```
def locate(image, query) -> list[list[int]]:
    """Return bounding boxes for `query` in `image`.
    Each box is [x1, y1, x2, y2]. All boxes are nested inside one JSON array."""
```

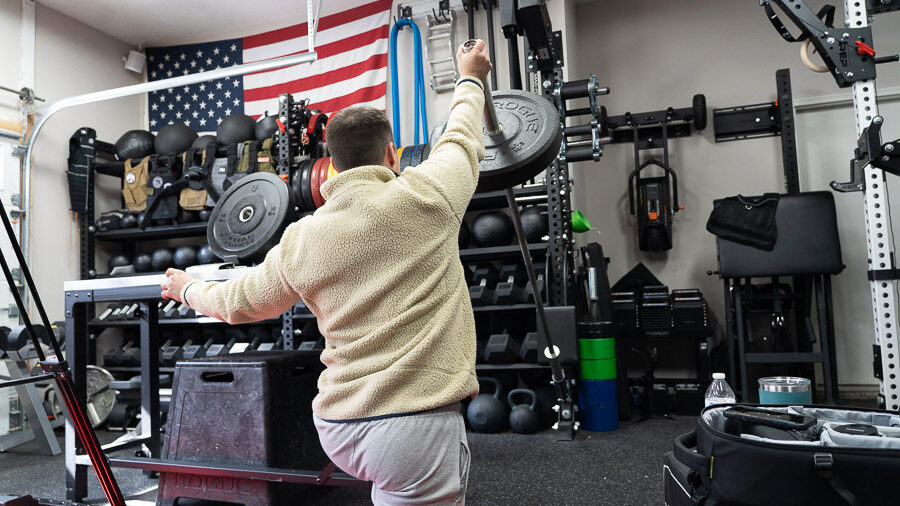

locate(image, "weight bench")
[[715, 191, 843, 403]]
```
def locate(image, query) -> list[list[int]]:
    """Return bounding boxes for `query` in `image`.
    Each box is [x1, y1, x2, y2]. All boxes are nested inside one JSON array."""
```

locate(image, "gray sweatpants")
[[314, 403, 471, 505]]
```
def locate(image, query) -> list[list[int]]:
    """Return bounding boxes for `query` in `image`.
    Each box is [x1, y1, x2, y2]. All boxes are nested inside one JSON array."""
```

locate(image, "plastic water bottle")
[[704, 372, 736, 407]]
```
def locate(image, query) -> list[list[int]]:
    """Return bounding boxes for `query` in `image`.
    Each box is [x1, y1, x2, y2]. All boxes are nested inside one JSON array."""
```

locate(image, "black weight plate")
[[300, 160, 316, 212], [410, 144, 425, 167], [207, 172, 294, 263], [430, 90, 562, 193], [289, 163, 305, 212], [399, 144, 414, 171]]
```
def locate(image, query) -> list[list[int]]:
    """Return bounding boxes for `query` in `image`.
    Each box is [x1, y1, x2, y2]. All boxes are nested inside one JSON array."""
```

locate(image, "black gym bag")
[[664, 404, 900, 506]]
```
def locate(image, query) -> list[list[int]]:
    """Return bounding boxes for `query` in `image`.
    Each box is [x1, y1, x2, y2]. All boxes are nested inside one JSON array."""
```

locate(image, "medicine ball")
[[197, 244, 219, 265], [150, 248, 174, 272], [198, 209, 212, 222], [217, 114, 256, 145], [459, 221, 471, 250], [471, 211, 514, 247], [115, 130, 155, 160], [520, 207, 548, 243], [119, 213, 138, 229], [107, 254, 131, 272], [255, 113, 279, 140], [191, 134, 217, 151], [173, 246, 198, 269], [155, 124, 198, 155], [133, 254, 152, 273]]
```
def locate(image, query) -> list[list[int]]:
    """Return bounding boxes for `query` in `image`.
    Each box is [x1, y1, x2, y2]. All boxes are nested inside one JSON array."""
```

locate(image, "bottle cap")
[[712, 372, 725, 380]]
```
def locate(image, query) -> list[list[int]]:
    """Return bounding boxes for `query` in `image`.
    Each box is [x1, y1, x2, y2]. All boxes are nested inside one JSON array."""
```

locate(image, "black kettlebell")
[[467, 377, 508, 433], [508, 389, 541, 434], [107, 254, 131, 273]]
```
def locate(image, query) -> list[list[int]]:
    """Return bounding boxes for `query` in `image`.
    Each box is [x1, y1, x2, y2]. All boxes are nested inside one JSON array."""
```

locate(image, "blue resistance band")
[[389, 18, 429, 147]]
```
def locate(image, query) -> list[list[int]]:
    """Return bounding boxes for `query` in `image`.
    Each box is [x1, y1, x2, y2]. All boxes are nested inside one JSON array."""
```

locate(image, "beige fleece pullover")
[[182, 78, 486, 420]]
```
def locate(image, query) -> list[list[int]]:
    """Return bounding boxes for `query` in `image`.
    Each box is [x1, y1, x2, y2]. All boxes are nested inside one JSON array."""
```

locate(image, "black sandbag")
[[115, 130, 155, 160], [155, 124, 198, 155], [217, 114, 256, 145]]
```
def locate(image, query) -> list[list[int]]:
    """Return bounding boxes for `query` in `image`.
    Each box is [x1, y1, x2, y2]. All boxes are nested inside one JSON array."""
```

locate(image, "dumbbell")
[[107, 402, 139, 431], [104, 341, 140, 367], [229, 337, 260, 354], [492, 263, 527, 304], [160, 339, 189, 367], [177, 303, 195, 319], [469, 264, 499, 306], [160, 300, 179, 319], [205, 338, 236, 357], [256, 336, 284, 351], [97, 304, 123, 321], [520, 332, 539, 362], [182, 338, 214, 360], [483, 330, 521, 364], [523, 262, 546, 304]]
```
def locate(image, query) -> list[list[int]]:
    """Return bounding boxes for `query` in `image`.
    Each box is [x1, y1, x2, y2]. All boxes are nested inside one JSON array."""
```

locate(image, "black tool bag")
[[706, 194, 779, 250], [664, 405, 900, 506]]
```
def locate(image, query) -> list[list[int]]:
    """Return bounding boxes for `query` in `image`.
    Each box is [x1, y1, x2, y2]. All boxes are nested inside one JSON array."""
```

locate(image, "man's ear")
[[386, 142, 399, 172]]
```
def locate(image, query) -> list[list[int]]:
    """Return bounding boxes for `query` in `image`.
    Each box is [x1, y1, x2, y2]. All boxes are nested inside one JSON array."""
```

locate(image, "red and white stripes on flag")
[[241, 0, 391, 118]]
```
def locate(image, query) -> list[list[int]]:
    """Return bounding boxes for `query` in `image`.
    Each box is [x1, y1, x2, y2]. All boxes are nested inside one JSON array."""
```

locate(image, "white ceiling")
[[37, 0, 362, 47]]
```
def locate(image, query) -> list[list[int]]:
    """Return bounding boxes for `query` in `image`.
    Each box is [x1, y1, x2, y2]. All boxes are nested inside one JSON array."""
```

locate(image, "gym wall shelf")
[[459, 243, 547, 262], [94, 222, 208, 242]]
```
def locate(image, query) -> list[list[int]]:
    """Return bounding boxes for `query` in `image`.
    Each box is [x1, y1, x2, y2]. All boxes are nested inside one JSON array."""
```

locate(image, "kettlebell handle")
[[477, 376, 503, 400], [507, 388, 537, 410]]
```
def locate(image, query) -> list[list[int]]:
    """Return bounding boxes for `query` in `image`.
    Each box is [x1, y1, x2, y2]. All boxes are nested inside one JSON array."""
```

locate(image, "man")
[[161, 40, 492, 504]]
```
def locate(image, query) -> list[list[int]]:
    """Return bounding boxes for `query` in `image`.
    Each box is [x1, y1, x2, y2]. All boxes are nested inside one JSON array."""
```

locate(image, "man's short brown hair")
[[327, 106, 393, 171]]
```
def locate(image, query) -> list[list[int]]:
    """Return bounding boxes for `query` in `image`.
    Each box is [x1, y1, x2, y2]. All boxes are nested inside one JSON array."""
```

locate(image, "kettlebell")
[[467, 377, 508, 433], [508, 389, 541, 434]]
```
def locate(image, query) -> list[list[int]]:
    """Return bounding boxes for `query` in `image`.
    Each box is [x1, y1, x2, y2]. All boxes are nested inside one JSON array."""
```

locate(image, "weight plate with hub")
[[299, 159, 316, 212], [207, 172, 295, 263], [429, 89, 562, 193]]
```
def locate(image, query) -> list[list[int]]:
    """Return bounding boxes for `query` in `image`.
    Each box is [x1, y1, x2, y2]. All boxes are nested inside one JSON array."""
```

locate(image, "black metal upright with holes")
[[776, 69, 800, 195]]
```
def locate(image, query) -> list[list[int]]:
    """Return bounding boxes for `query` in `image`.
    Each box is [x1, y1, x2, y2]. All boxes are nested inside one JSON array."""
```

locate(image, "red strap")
[[275, 118, 286, 133], [856, 40, 876, 57]]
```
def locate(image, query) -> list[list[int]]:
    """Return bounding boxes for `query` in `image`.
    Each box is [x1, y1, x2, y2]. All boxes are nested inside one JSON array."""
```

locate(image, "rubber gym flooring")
[[0, 415, 695, 505]]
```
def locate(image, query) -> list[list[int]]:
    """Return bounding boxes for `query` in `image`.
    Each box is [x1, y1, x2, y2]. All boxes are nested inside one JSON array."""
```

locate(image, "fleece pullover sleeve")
[[181, 224, 303, 324], [402, 78, 485, 219]]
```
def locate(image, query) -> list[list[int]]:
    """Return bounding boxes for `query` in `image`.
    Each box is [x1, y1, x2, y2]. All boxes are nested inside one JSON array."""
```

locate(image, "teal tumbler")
[[758, 376, 813, 405]]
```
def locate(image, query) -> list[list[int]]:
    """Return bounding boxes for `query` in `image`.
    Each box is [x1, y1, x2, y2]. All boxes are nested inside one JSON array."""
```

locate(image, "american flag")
[[146, 0, 391, 133]]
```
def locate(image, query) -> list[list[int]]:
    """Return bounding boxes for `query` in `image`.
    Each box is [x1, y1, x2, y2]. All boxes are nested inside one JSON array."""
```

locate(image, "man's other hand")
[[161, 268, 195, 302], [457, 39, 492, 86]]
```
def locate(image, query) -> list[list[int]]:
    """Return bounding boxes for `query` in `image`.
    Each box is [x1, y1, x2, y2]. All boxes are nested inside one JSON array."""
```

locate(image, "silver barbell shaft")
[[461, 39, 501, 135]]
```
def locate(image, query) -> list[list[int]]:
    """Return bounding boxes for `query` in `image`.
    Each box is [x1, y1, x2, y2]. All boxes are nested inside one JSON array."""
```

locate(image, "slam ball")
[[107, 254, 131, 272], [173, 246, 198, 269], [471, 211, 514, 248], [197, 244, 219, 264], [459, 221, 471, 250], [519, 207, 548, 243], [150, 248, 174, 272], [217, 114, 256, 145], [133, 254, 152, 273]]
